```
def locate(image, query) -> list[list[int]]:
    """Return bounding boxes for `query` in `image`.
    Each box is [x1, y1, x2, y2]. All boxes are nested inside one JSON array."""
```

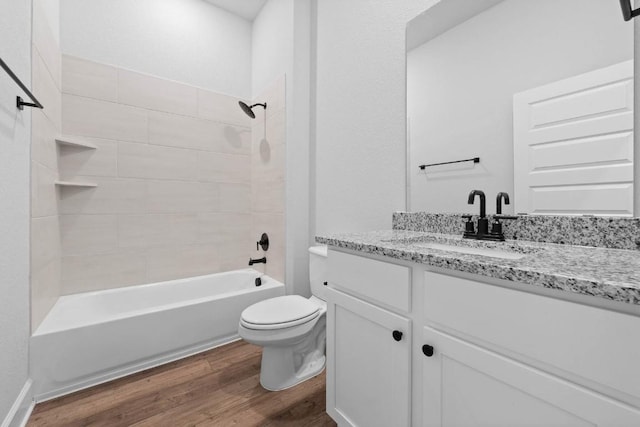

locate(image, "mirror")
[[406, 0, 634, 216]]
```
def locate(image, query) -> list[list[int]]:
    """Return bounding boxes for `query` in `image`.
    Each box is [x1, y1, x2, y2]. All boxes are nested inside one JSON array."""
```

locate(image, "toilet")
[[238, 246, 328, 391]]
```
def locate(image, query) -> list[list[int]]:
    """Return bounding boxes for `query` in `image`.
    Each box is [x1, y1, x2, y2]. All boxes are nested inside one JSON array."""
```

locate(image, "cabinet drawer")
[[328, 250, 411, 313], [424, 271, 640, 404]]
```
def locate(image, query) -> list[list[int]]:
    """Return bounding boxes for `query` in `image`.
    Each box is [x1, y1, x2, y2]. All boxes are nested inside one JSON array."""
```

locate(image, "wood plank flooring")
[[27, 340, 336, 427]]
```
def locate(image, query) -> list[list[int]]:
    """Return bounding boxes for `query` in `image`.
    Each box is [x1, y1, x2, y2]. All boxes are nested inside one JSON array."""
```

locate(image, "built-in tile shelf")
[[55, 136, 97, 149], [54, 180, 98, 188]]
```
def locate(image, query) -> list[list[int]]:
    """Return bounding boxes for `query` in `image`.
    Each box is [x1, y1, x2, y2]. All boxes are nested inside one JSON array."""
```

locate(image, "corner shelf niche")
[[55, 136, 97, 149], [55, 180, 97, 188], [55, 135, 99, 189]]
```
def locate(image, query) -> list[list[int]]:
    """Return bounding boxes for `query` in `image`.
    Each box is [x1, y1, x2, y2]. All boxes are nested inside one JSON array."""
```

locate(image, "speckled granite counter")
[[316, 230, 640, 306]]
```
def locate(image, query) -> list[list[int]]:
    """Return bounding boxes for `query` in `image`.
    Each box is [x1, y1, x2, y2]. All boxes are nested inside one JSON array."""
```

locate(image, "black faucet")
[[467, 190, 488, 236], [490, 192, 517, 241], [496, 192, 510, 214], [248, 257, 267, 266]]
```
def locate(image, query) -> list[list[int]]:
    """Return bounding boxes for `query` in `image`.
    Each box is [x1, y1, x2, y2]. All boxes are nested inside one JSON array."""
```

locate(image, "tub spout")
[[249, 257, 267, 266]]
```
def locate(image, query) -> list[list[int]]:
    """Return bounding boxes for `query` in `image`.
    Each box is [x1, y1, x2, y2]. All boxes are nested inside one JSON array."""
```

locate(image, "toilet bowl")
[[238, 246, 328, 391]]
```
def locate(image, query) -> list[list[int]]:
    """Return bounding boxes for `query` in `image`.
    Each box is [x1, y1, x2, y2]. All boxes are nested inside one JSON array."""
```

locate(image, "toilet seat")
[[240, 295, 321, 330]]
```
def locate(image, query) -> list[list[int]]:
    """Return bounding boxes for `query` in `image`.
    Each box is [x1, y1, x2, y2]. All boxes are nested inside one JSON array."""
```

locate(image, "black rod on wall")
[[419, 157, 480, 170], [0, 57, 44, 110], [619, 0, 640, 21]]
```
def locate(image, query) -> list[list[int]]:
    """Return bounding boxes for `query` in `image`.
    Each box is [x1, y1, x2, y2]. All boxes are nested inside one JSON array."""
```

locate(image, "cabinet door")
[[421, 326, 640, 427], [326, 287, 411, 427]]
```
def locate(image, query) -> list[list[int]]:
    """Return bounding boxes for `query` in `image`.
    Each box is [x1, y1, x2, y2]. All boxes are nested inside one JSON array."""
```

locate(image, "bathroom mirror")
[[406, 0, 635, 216]]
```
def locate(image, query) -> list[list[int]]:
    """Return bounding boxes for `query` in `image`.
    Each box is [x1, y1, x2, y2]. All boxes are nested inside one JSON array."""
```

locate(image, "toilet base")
[[260, 348, 326, 391], [258, 317, 327, 391]]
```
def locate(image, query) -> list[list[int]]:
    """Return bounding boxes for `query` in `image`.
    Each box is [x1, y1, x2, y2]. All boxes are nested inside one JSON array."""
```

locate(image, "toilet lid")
[[241, 295, 320, 327]]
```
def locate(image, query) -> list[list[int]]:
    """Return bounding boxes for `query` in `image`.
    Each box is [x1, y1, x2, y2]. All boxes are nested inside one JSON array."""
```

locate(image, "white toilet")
[[238, 246, 328, 391]]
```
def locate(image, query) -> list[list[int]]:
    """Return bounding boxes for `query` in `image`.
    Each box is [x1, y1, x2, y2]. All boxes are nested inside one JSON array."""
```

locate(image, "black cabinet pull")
[[422, 344, 434, 357], [323, 281, 328, 286], [392, 330, 403, 341]]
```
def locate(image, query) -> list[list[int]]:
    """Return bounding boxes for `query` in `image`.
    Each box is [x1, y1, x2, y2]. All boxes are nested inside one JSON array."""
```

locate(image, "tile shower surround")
[[31, 1, 63, 331], [392, 212, 640, 250], [56, 55, 286, 296]]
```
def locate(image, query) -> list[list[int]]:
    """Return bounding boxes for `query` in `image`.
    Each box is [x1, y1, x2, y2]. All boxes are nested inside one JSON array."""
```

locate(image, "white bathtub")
[[31, 269, 285, 401]]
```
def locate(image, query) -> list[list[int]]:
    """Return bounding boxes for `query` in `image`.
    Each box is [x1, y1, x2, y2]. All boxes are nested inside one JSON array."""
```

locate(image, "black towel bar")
[[419, 157, 480, 170], [0, 56, 44, 110]]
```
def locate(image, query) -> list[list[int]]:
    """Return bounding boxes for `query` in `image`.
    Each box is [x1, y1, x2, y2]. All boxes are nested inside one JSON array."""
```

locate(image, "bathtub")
[[31, 269, 285, 401]]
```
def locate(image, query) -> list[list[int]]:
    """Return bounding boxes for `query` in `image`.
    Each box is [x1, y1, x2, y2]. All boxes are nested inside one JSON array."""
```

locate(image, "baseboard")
[[1, 379, 34, 427], [35, 335, 240, 403]]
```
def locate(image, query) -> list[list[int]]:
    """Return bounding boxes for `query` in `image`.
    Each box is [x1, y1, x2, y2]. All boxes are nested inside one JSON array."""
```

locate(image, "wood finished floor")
[[27, 340, 336, 427]]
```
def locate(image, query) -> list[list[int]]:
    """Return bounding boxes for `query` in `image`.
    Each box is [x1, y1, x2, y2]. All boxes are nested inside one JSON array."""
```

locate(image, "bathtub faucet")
[[249, 257, 267, 266]]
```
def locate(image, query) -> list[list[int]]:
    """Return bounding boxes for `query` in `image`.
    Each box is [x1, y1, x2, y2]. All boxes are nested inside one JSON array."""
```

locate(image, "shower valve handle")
[[256, 233, 269, 251]]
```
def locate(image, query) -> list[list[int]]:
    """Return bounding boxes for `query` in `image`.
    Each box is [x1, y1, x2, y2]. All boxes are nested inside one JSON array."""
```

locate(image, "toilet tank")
[[308, 246, 328, 301]]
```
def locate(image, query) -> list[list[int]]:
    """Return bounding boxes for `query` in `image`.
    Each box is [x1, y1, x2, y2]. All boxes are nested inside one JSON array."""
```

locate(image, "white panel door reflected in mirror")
[[406, 0, 633, 215], [513, 61, 633, 216]]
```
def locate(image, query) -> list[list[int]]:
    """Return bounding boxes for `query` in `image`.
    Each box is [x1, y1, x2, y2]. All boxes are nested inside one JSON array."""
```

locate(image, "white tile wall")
[[198, 152, 251, 184], [62, 55, 118, 102], [31, 216, 61, 272], [58, 177, 147, 215], [118, 214, 199, 249], [58, 56, 278, 291], [60, 215, 119, 256], [220, 183, 252, 213], [118, 69, 198, 117], [145, 244, 220, 283], [118, 142, 200, 181], [31, 109, 58, 171], [31, 258, 62, 330], [198, 213, 252, 246], [31, 2, 62, 331], [58, 137, 117, 179], [252, 213, 286, 282], [148, 111, 216, 151], [146, 181, 220, 214], [33, 48, 62, 130], [31, 162, 59, 218], [251, 78, 286, 282], [62, 252, 147, 294], [209, 121, 252, 155], [198, 89, 251, 126], [32, 0, 61, 87], [62, 94, 148, 143]]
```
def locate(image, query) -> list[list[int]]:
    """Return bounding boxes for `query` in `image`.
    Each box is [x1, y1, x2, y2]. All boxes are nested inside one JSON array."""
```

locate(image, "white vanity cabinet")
[[325, 250, 412, 427], [324, 247, 640, 427], [420, 271, 640, 427]]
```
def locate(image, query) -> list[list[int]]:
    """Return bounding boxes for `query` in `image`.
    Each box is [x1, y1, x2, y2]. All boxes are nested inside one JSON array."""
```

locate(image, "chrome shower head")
[[238, 101, 267, 119]]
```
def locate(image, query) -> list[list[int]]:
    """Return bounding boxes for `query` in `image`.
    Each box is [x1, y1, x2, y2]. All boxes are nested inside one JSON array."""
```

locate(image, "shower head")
[[238, 101, 267, 119]]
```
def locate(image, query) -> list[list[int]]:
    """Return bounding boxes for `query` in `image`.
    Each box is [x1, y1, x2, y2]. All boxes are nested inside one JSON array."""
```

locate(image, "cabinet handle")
[[392, 330, 403, 341], [323, 281, 328, 286], [422, 344, 434, 357]]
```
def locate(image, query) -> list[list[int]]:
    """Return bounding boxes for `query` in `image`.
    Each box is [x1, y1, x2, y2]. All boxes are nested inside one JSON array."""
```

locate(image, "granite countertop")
[[316, 230, 640, 306]]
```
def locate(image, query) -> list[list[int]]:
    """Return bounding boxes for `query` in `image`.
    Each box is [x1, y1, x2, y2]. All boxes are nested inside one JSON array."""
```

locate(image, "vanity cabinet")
[[324, 248, 640, 426], [325, 250, 412, 427], [421, 271, 640, 426]]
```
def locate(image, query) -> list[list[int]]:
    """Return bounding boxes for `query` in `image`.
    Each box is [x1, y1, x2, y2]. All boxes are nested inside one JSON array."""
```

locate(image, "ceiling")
[[406, 0, 503, 51], [204, 0, 267, 21]]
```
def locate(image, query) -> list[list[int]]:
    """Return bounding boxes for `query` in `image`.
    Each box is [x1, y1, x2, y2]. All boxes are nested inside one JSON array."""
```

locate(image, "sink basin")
[[413, 242, 527, 260]]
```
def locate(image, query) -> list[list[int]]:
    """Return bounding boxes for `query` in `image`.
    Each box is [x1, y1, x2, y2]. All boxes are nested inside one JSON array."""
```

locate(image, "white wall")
[[407, 0, 633, 214], [0, 0, 33, 423], [60, 0, 252, 98], [253, 0, 313, 296], [252, 0, 293, 97], [39, 0, 60, 45], [314, 0, 437, 235]]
